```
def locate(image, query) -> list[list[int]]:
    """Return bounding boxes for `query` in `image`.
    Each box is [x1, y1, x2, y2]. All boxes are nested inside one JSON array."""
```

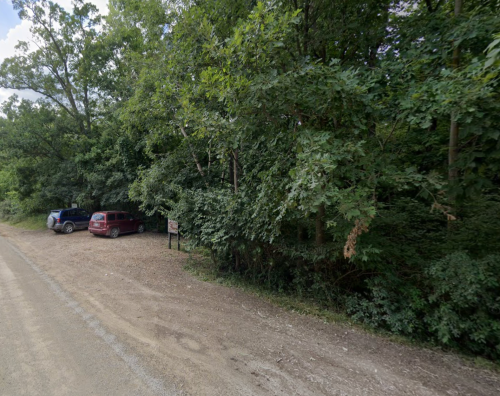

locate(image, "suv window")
[[91, 213, 104, 221], [50, 210, 61, 218], [117, 213, 125, 220], [76, 209, 88, 217], [126, 214, 134, 220], [107, 214, 116, 221]]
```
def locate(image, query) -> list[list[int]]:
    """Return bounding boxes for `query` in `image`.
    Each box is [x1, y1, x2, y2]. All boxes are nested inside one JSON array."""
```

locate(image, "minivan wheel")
[[137, 224, 145, 234], [110, 227, 119, 238]]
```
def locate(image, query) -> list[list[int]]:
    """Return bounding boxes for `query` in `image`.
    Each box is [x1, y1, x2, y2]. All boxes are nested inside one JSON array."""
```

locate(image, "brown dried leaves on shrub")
[[344, 218, 370, 259]]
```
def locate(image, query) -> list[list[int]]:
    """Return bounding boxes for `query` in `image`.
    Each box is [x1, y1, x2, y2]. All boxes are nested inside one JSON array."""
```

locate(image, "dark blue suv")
[[46, 208, 91, 234]]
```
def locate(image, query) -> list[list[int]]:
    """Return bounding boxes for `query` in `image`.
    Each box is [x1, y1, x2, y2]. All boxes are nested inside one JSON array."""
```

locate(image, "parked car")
[[46, 208, 91, 234], [88, 211, 145, 238]]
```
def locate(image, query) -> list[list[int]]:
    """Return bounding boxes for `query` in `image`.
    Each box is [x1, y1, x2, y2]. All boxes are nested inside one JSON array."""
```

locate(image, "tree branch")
[[180, 125, 205, 177]]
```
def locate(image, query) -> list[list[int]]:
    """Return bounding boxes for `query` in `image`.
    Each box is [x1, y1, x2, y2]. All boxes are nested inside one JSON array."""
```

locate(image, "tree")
[[0, 0, 102, 136], [0, 96, 83, 211]]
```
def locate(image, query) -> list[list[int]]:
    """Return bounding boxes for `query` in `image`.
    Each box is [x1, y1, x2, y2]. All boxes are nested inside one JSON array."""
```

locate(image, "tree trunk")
[[180, 125, 205, 177], [448, 0, 462, 187], [229, 154, 234, 186], [315, 204, 325, 246], [234, 251, 240, 271], [303, 1, 310, 55], [298, 224, 306, 242], [447, 0, 462, 231], [233, 149, 240, 270], [233, 150, 239, 194], [449, 119, 459, 182]]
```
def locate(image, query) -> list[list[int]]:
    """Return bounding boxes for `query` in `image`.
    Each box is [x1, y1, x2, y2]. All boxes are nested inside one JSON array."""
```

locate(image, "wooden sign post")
[[168, 219, 180, 250]]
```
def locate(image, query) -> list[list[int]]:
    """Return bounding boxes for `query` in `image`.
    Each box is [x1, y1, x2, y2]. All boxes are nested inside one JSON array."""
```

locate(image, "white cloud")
[[0, 19, 36, 103], [0, 1, 109, 105], [0, 19, 31, 61], [0, 87, 43, 104]]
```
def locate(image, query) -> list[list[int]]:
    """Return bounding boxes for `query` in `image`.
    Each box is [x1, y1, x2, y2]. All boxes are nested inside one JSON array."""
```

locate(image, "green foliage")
[[347, 252, 500, 360], [346, 277, 426, 336], [1, 0, 500, 361], [2, 0, 102, 135], [426, 252, 500, 357], [485, 33, 500, 70]]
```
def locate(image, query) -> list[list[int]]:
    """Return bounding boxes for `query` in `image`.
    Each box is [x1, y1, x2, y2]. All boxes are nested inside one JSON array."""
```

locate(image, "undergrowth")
[[1, 214, 47, 230], [183, 248, 500, 372], [183, 250, 348, 323]]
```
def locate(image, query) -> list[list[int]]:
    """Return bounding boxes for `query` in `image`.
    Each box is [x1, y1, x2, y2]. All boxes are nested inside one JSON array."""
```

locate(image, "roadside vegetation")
[[1, 0, 499, 361], [2, 214, 47, 230]]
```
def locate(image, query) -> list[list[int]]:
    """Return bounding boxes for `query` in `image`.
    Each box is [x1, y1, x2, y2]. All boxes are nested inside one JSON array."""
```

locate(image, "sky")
[[0, 0, 109, 105]]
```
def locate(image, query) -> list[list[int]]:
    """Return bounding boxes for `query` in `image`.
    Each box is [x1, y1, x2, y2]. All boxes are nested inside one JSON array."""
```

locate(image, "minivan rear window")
[[107, 214, 116, 221], [91, 213, 104, 221]]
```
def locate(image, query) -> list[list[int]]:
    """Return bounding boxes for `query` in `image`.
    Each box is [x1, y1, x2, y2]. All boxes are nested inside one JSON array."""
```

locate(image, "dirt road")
[[0, 223, 499, 396], [0, 234, 171, 396]]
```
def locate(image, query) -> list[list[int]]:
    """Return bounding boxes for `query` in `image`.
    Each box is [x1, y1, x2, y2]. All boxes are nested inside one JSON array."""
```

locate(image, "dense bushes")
[[346, 196, 500, 359], [175, 190, 500, 359], [347, 253, 500, 360], [426, 253, 500, 358]]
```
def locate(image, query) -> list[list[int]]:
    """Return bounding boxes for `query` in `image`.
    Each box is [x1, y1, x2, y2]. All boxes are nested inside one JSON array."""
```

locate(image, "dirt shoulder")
[[1, 222, 499, 396]]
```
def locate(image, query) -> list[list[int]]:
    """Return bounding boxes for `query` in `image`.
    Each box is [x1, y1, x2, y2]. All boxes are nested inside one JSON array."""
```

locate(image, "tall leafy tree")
[[0, 0, 102, 136]]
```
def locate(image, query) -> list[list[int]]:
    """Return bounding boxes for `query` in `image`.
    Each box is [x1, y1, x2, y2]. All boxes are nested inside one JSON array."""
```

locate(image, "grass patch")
[[473, 357, 500, 373], [3, 214, 47, 230]]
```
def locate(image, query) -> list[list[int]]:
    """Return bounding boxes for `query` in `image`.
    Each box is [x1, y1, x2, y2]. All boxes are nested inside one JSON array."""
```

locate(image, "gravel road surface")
[[0, 223, 499, 396], [0, 234, 174, 395]]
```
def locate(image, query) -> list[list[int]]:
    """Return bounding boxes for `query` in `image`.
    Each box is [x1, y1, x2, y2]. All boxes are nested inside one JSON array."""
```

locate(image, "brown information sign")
[[168, 220, 178, 234]]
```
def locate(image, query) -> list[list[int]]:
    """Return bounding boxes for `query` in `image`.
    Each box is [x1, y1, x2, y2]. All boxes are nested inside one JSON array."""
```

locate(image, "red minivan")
[[88, 211, 145, 238]]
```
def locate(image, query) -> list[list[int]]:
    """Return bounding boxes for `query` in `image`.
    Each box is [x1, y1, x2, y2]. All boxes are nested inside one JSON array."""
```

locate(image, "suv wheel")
[[137, 224, 145, 234], [63, 223, 74, 234], [110, 227, 119, 238]]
